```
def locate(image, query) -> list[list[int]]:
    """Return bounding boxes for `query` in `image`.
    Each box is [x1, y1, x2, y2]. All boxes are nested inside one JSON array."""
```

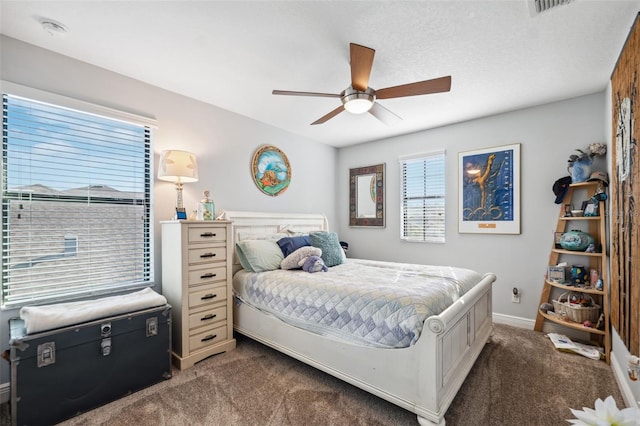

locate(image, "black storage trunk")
[[9, 304, 172, 426]]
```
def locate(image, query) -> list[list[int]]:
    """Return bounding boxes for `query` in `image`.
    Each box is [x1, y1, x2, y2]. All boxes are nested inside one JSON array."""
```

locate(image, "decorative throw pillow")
[[277, 235, 311, 257], [280, 246, 322, 270], [309, 231, 344, 267], [235, 240, 284, 272]]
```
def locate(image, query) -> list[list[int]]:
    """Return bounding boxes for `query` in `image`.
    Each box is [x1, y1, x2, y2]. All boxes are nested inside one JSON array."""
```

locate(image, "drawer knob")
[[200, 232, 216, 238], [201, 293, 217, 300], [200, 252, 217, 258], [200, 273, 217, 279], [201, 314, 217, 321], [201, 334, 217, 342]]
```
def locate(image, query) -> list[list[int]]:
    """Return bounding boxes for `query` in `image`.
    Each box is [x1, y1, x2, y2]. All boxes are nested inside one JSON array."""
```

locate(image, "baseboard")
[[0, 382, 9, 404], [492, 313, 534, 329], [492, 313, 591, 341], [610, 350, 640, 409]]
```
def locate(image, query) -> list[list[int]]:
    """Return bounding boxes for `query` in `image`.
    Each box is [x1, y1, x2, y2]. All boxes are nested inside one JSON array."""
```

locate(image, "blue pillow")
[[309, 231, 344, 267], [277, 235, 311, 257]]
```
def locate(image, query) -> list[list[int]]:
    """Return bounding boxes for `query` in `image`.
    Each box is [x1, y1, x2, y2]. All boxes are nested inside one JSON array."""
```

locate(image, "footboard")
[[415, 272, 495, 425]]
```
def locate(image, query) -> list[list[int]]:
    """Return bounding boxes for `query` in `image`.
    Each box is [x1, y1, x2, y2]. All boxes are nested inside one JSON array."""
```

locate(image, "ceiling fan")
[[272, 43, 451, 126]]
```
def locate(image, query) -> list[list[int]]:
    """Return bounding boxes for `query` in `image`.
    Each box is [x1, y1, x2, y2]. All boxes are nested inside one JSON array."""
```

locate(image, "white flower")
[[567, 396, 640, 425]]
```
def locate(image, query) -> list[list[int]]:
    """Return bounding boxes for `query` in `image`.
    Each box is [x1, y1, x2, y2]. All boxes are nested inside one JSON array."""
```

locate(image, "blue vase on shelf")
[[570, 265, 589, 286], [568, 158, 592, 183]]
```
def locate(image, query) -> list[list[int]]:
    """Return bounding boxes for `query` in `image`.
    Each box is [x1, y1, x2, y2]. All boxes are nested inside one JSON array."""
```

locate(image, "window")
[[2, 89, 154, 308], [400, 151, 445, 243]]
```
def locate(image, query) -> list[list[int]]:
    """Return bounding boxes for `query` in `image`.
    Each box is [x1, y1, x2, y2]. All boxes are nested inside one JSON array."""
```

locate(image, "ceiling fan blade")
[[350, 43, 375, 92], [369, 102, 402, 126], [375, 76, 452, 99], [311, 105, 345, 125], [272, 90, 341, 98]]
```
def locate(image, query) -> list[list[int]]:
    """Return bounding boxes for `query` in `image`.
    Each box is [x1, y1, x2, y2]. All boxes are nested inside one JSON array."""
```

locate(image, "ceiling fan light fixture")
[[342, 87, 375, 114], [272, 43, 452, 125]]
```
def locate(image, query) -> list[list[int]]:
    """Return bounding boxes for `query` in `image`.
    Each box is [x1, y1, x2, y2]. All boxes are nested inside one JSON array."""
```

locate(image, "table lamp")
[[158, 150, 199, 219]]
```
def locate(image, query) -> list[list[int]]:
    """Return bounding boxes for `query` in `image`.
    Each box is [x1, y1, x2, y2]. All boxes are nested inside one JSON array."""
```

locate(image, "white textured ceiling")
[[1, 1, 639, 147]]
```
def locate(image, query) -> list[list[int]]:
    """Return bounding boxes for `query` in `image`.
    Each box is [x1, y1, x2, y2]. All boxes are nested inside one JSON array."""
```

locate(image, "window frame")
[[1, 81, 157, 309], [399, 150, 446, 243]]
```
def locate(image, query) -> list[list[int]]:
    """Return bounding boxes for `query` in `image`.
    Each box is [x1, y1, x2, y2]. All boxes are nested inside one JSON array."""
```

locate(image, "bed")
[[220, 211, 496, 426]]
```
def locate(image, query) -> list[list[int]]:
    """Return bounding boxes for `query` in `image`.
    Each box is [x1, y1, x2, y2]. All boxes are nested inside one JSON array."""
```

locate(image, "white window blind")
[[400, 151, 445, 243], [2, 93, 153, 308]]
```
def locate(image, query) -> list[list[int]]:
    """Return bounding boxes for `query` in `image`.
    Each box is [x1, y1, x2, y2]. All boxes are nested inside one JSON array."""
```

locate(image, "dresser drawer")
[[188, 283, 227, 309], [188, 265, 227, 287], [188, 246, 226, 265], [188, 306, 227, 330], [189, 324, 228, 352], [188, 227, 226, 244]]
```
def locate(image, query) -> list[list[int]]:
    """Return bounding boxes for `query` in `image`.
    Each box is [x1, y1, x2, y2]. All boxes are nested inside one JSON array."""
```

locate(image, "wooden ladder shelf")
[[534, 181, 610, 363]]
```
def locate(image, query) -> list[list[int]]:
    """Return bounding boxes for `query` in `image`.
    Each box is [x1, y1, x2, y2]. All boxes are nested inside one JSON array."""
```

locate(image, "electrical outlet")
[[511, 293, 520, 303]]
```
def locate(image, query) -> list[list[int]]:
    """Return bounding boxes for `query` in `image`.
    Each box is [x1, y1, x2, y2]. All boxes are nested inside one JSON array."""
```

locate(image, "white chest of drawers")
[[161, 220, 235, 369]]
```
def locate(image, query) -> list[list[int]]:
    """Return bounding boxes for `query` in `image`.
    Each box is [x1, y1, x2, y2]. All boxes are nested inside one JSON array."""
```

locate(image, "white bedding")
[[233, 258, 483, 348]]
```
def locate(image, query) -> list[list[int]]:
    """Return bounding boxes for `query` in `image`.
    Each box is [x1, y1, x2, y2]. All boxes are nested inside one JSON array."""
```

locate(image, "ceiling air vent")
[[528, 0, 573, 15]]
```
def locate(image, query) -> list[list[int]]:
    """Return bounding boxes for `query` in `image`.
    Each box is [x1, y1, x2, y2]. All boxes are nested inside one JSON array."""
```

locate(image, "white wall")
[[337, 92, 606, 320], [0, 35, 337, 386]]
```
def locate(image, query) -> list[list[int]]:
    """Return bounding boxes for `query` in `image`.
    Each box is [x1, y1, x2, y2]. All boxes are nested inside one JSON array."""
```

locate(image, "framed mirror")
[[349, 163, 385, 227]]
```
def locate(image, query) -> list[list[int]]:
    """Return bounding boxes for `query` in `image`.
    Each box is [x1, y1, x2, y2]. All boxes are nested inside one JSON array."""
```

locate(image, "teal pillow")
[[236, 240, 284, 272], [309, 231, 344, 267]]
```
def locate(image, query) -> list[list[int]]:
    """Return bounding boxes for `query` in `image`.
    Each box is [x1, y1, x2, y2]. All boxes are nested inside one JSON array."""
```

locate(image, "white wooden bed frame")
[[221, 211, 496, 426]]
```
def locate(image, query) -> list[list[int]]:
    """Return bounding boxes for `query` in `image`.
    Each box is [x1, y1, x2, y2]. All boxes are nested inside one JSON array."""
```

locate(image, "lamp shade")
[[158, 150, 199, 183]]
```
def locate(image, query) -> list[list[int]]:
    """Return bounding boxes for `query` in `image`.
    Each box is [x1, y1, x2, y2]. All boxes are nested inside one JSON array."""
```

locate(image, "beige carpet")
[[0, 324, 625, 425]]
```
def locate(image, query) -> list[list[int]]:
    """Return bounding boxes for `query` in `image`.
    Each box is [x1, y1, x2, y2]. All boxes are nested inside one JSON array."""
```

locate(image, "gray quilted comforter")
[[233, 259, 483, 348]]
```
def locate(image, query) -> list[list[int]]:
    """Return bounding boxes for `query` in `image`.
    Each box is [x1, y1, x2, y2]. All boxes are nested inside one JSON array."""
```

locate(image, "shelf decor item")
[[570, 265, 589, 286], [553, 292, 600, 323], [583, 198, 599, 217], [197, 190, 215, 221], [560, 229, 595, 251], [548, 265, 566, 283], [568, 158, 591, 183], [567, 143, 606, 183]]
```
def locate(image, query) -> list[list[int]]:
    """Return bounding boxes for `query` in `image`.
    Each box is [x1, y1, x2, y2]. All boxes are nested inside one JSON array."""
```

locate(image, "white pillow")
[[236, 240, 284, 272], [237, 232, 291, 242], [280, 246, 322, 270]]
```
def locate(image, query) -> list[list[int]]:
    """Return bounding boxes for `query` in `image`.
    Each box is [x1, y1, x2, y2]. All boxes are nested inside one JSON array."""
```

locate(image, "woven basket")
[[552, 292, 600, 323]]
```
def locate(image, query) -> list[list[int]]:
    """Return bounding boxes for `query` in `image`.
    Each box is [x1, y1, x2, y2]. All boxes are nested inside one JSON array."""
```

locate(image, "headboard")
[[219, 211, 329, 273]]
